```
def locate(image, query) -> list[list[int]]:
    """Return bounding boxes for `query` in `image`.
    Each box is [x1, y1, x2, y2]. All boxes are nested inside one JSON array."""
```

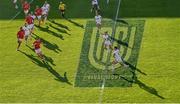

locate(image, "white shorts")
[[13, 0, 17, 3], [96, 21, 101, 25], [25, 31, 30, 36], [27, 24, 34, 30], [115, 57, 123, 63], [104, 40, 111, 46], [24, 10, 29, 14], [37, 16, 42, 20], [35, 48, 41, 54], [42, 11, 47, 15]]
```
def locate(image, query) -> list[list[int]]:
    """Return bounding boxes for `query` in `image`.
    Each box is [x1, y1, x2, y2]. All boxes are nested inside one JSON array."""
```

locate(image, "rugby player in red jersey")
[[23, 1, 30, 16], [33, 39, 45, 60], [17, 27, 25, 51], [25, 13, 35, 38], [35, 6, 43, 26]]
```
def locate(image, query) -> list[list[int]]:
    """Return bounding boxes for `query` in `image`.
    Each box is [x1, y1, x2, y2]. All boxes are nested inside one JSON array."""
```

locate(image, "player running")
[[112, 46, 129, 73], [23, 1, 30, 16], [35, 6, 43, 26], [91, 0, 100, 13], [41, 1, 50, 23], [102, 31, 113, 51], [95, 12, 102, 30], [17, 27, 25, 51], [26, 13, 36, 36], [33, 39, 45, 61], [13, 0, 18, 9], [22, 23, 30, 44], [59, 1, 66, 18]]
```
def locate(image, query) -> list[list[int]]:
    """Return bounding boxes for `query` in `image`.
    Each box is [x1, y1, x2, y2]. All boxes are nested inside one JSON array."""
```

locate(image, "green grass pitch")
[[75, 19, 145, 87], [0, 0, 180, 103]]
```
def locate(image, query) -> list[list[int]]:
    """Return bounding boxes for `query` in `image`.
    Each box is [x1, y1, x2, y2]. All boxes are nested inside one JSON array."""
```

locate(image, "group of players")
[[15, 0, 128, 72], [92, 0, 129, 72], [16, 0, 50, 61]]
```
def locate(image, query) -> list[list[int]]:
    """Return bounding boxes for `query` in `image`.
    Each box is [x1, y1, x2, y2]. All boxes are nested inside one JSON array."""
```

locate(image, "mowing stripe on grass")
[[124, 27, 136, 60], [99, 0, 122, 103], [89, 28, 104, 69]]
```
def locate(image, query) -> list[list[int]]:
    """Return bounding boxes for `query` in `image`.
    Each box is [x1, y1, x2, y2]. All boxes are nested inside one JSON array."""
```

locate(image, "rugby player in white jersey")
[[13, 0, 18, 9], [112, 46, 129, 73], [22, 23, 30, 44], [41, 1, 50, 23], [95, 12, 102, 30], [91, 0, 99, 12], [25, 12, 36, 39], [102, 31, 113, 51]]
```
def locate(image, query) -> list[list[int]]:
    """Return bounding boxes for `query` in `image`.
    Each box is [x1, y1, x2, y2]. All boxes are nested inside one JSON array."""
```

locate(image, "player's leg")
[[35, 49, 44, 60], [13, 0, 18, 9], [107, 43, 112, 52], [27, 24, 33, 40], [94, 4, 98, 14], [97, 24, 100, 30], [37, 16, 42, 26], [107, 0, 109, 4], [109, 44, 113, 50], [17, 39, 22, 50], [96, 23, 100, 30], [25, 35, 28, 44], [43, 14, 47, 23], [61, 10, 65, 17], [91, 5, 94, 12], [112, 60, 118, 73], [41, 15, 45, 24]]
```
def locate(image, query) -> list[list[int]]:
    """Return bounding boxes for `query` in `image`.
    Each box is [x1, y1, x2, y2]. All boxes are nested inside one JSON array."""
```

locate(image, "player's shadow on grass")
[[35, 25, 64, 40], [120, 75, 165, 99], [25, 45, 56, 66], [49, 24, 71, 35], [116, 19, 129, 25], [19, 50, 72, 85], [110, 36, 130, 48], [65, 18, 84, 29], [117, 62, 164, 99], [48, 19, 70, 31], [32, 34, 62, 53], [125, 62, 147, 75]]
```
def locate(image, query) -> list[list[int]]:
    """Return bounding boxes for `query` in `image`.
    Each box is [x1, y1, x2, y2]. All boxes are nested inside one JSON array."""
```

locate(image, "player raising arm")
[[35, 6, 43, 26], [33, 39, 45, 61], [17, 27, 25, 51], [23, 1, 30, 16], [59, 1, 66, 18]]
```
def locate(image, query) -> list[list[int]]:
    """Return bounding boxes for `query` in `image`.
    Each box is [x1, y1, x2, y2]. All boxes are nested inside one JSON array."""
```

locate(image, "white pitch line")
[[8, 0, 34, 23], [98, 0, 122, 103], [8, 11, 22, 23]]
